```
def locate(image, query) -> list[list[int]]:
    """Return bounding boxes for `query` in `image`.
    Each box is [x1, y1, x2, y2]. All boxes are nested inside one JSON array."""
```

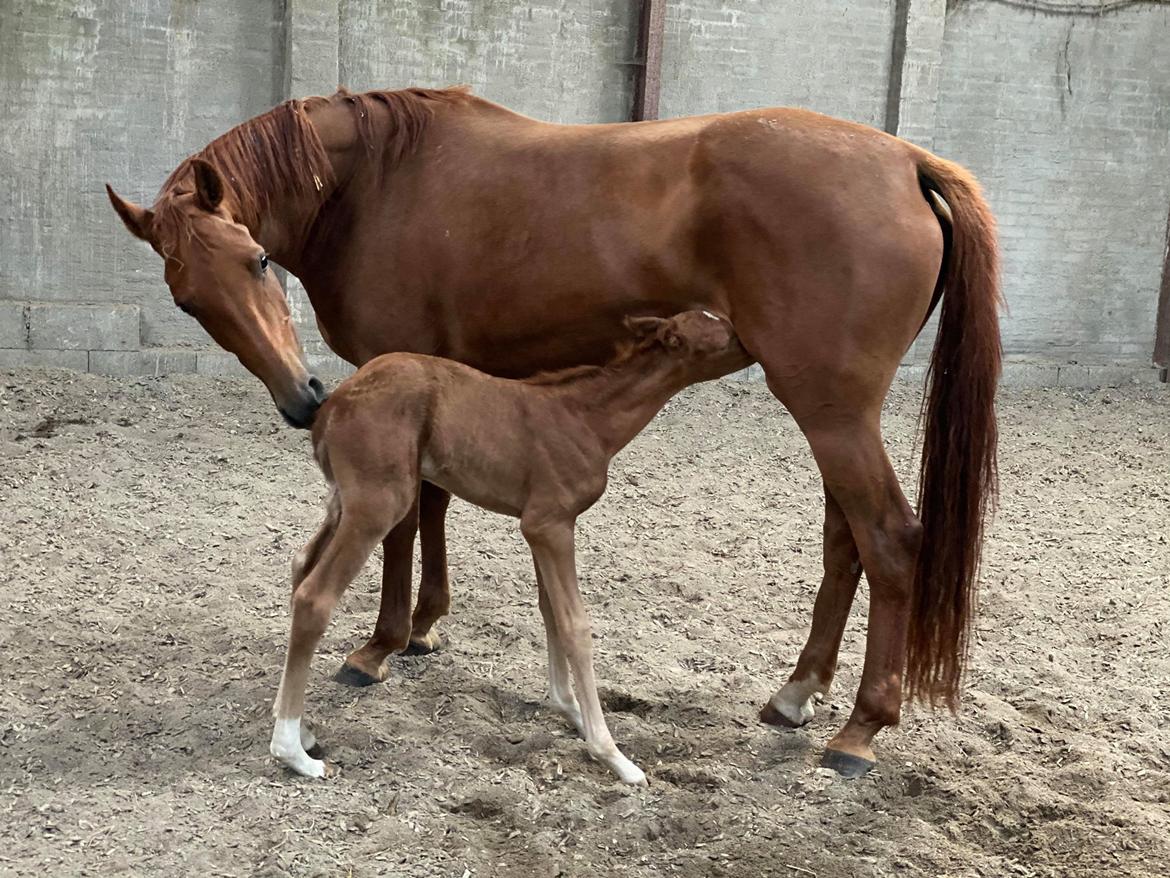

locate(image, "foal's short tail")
[[907, 154, 1003, 710]]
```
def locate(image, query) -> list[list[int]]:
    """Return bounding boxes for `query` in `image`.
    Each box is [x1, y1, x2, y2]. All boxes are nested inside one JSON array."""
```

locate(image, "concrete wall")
[[932, 1, 1170, 366], [659, 0, 896, 129], [1, 0, 1168, 385]]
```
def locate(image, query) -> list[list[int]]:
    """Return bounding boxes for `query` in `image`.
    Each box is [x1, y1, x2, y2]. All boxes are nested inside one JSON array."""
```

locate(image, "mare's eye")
[[258, 253, 269, 273]]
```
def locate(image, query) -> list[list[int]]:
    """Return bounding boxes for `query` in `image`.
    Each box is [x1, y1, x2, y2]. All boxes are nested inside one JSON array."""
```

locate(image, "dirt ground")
[[0, 368, 1166, 878]]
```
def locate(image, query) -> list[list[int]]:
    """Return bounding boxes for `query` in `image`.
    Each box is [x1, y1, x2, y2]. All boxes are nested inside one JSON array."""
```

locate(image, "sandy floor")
[[0, 369, 1167, 878]]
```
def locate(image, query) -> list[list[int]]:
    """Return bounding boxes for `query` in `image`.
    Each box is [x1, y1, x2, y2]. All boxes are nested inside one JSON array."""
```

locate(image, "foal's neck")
[[562, 347, 692, 457]]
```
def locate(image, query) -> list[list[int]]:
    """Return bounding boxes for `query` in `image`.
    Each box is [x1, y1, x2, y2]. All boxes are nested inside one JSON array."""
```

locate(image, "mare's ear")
[[191, 158, 225, 212], [106, 185, 154, 241], [624, 315, 668, 339]]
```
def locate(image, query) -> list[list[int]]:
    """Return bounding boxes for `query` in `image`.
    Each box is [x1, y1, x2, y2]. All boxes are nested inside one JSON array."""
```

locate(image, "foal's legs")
[[407, 482, 453, 653], [291, 489, 340, 596], [533, 558, 585, 735], [272, 486, 411, 777], [797, 419, 923, 777], [289, 490, 341, 753], [521, 517, 645, 785], [760, 486, 861, 728], [338, 495, 419, 686]]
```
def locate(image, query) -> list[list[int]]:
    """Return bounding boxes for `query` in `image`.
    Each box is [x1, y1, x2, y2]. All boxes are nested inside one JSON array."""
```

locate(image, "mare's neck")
[[563, 347, 692, 457], [249, 99, 366, 279]]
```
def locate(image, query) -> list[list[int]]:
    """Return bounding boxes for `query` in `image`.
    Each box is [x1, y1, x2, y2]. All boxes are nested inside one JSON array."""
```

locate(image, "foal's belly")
[[419, 453, 525, 519]]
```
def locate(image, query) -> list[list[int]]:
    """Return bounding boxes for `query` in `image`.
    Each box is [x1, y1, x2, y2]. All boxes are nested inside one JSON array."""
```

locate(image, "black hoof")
[[400, 633, 447, 656], [333, 662, 383, 687], [820, 748, 876, 779], [759, 701, 807, 730], [305, 742, 326, 760]]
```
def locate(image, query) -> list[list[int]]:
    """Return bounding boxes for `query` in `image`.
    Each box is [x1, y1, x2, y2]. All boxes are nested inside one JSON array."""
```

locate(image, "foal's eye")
[[258, 253, 269, 274]]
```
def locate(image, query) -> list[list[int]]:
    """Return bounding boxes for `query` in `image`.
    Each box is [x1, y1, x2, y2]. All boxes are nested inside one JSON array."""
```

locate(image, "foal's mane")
[[151, 86, 470, 247]]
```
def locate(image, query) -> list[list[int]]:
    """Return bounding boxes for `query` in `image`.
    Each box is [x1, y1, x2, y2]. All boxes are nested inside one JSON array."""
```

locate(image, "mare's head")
[[106, 159, 326, 429], [623, 310, 752, 380]]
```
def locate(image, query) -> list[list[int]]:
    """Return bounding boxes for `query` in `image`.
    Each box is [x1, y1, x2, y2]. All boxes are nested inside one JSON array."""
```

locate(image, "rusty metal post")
[[631, 0, 666, 121]]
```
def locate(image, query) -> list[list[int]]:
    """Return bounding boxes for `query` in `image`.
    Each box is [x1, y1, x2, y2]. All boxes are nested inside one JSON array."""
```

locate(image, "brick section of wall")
[[89, 349, 199, 377], [932, 3, 1170, 364], [0, 349, 89, 370], [27, 304, 139, 352], [0, 302, 28, 348]]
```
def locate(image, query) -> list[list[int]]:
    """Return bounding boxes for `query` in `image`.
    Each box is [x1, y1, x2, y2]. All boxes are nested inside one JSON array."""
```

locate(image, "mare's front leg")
[[760, 486, 861, 728], [521, 516, 646, 785], [405, 481, 452, 654], [335, 494, 420, 687]]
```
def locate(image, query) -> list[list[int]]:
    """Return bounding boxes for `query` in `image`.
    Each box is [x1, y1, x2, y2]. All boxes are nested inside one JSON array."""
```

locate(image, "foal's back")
[[312, 352, 603, 518]]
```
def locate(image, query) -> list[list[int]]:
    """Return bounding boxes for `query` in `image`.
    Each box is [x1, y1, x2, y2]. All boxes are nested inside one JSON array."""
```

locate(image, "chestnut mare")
[[107, 86, 1001, 776], [274, 310, 752, 783]]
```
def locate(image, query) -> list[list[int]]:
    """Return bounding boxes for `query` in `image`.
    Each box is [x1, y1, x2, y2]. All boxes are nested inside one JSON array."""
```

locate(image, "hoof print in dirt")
[[333, 663, 384, 688], [601, 690, 654, 717], [819, 748, 876, 779], [305, 742, 326, 760]]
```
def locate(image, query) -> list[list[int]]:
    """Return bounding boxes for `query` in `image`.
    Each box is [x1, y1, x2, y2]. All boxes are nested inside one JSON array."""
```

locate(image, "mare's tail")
[[906, 153, 1003, 709]]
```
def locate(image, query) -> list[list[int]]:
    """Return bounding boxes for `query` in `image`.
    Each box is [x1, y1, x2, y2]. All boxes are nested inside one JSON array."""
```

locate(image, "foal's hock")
[[270, 309, 753, 783]]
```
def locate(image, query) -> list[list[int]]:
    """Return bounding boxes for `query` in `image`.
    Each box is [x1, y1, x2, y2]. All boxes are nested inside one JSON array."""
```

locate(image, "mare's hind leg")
[[271, 484, 413, 777], [796, 418, 923, 777], [338, 495, 420, 686], [760, 486, 861, 728]]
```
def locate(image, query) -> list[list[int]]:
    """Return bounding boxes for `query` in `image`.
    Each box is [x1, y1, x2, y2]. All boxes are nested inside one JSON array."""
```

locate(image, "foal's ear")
[[106, 185, 154, 242], [624, 315, 668, 339], [191, 158, 225, 212]]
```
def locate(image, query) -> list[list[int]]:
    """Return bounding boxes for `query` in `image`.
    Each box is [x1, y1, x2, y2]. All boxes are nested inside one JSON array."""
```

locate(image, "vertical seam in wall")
[[884, 0, 912, 135], [336, 0, 345, 89], [1154, 202, 1170, 367], [278, 0, 291, 104]]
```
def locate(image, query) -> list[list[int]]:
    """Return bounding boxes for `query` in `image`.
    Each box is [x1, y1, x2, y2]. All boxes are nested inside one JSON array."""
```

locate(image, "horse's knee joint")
[[292, 591, 331, 634]]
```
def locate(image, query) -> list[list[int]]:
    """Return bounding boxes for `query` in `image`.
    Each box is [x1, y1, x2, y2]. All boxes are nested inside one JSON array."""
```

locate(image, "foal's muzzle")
[[279, 375, 327, 429]]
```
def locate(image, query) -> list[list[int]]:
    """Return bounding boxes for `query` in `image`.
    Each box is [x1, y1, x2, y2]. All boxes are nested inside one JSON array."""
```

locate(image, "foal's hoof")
[[759, 700, 810, 729], [402, 629, 446, 656], [820, 748, 876, 779], [334, 662, 384, 688]]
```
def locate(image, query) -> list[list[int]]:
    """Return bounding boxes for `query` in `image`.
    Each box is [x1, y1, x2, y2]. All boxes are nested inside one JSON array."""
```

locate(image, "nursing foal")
[[271, 310, 752, 783]]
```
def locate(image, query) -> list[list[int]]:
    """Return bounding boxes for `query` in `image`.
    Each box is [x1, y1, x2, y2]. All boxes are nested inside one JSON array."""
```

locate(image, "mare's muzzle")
[[280, 375, 328, 429]]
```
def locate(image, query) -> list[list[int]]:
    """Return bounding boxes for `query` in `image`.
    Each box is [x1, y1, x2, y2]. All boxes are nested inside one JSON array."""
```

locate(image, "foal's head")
[[106, 161, 326, 428], [624, 310, 751, 379]]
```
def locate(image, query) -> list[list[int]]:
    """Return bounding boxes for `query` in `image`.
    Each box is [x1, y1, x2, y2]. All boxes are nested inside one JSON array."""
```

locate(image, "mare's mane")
[[150, 86, 470, 249]]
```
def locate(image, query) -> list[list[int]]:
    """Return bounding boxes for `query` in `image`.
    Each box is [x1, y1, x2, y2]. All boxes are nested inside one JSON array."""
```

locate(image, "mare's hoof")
[[334, 662, 383, 688], [759, 701, 808, 729], [401, 631, 447, 656], [820, 748, 876, 779]]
